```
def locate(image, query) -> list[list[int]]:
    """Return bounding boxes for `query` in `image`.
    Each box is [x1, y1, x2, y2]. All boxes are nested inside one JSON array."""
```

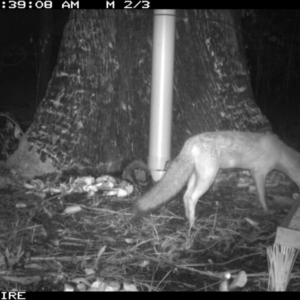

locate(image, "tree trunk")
[[36, 10, 54, 106], [6, 10, 271, 179]]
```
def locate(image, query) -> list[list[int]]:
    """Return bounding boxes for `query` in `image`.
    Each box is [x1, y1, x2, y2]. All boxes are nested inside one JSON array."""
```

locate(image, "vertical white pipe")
[[148, 9, 176, 181]]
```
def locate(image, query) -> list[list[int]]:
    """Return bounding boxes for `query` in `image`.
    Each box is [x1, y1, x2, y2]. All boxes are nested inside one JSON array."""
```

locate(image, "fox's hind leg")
[[250, 169, 269, 212], [183, 160, 219, 228], [183, 172, 196, 222]]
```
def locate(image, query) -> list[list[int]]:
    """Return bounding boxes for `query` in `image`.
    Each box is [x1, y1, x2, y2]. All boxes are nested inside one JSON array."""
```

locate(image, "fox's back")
[[187, 131, 282, 170]]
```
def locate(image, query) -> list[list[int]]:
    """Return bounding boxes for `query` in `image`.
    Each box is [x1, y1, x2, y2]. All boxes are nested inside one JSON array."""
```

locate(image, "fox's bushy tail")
[[132, 153, 194, 218]]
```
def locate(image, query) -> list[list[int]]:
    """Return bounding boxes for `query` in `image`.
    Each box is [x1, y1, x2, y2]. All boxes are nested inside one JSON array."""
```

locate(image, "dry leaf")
[[105, 281, 120, 291], [229, 271, 247, 290], [123, 282, 138, 291], [63, 205, 82, 214], [244, 217, 259, 226]]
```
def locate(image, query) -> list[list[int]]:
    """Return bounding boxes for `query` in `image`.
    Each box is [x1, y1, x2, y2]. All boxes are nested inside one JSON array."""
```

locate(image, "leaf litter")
[[0, 168, 299, 291]]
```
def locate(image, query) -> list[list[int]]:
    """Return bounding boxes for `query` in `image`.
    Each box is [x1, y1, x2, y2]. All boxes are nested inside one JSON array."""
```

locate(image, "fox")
[[132, 131, 300, 228]]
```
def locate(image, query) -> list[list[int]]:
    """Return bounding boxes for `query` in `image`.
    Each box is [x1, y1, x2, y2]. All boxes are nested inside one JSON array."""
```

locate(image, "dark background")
[[0, 10, 69, 130]]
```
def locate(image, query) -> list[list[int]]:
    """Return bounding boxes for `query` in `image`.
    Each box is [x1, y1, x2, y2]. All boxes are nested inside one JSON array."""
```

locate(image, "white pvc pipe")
[[148, 10, 176, 181]]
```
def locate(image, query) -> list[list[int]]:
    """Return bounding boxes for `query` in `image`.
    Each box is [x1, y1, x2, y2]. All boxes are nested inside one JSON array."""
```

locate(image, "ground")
[[0, 169, 299, 291]]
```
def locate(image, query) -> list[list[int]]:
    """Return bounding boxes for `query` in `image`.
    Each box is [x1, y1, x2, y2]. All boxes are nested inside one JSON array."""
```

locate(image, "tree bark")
[[36, 10, 54, 105], [6, 10, 271, 179]]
